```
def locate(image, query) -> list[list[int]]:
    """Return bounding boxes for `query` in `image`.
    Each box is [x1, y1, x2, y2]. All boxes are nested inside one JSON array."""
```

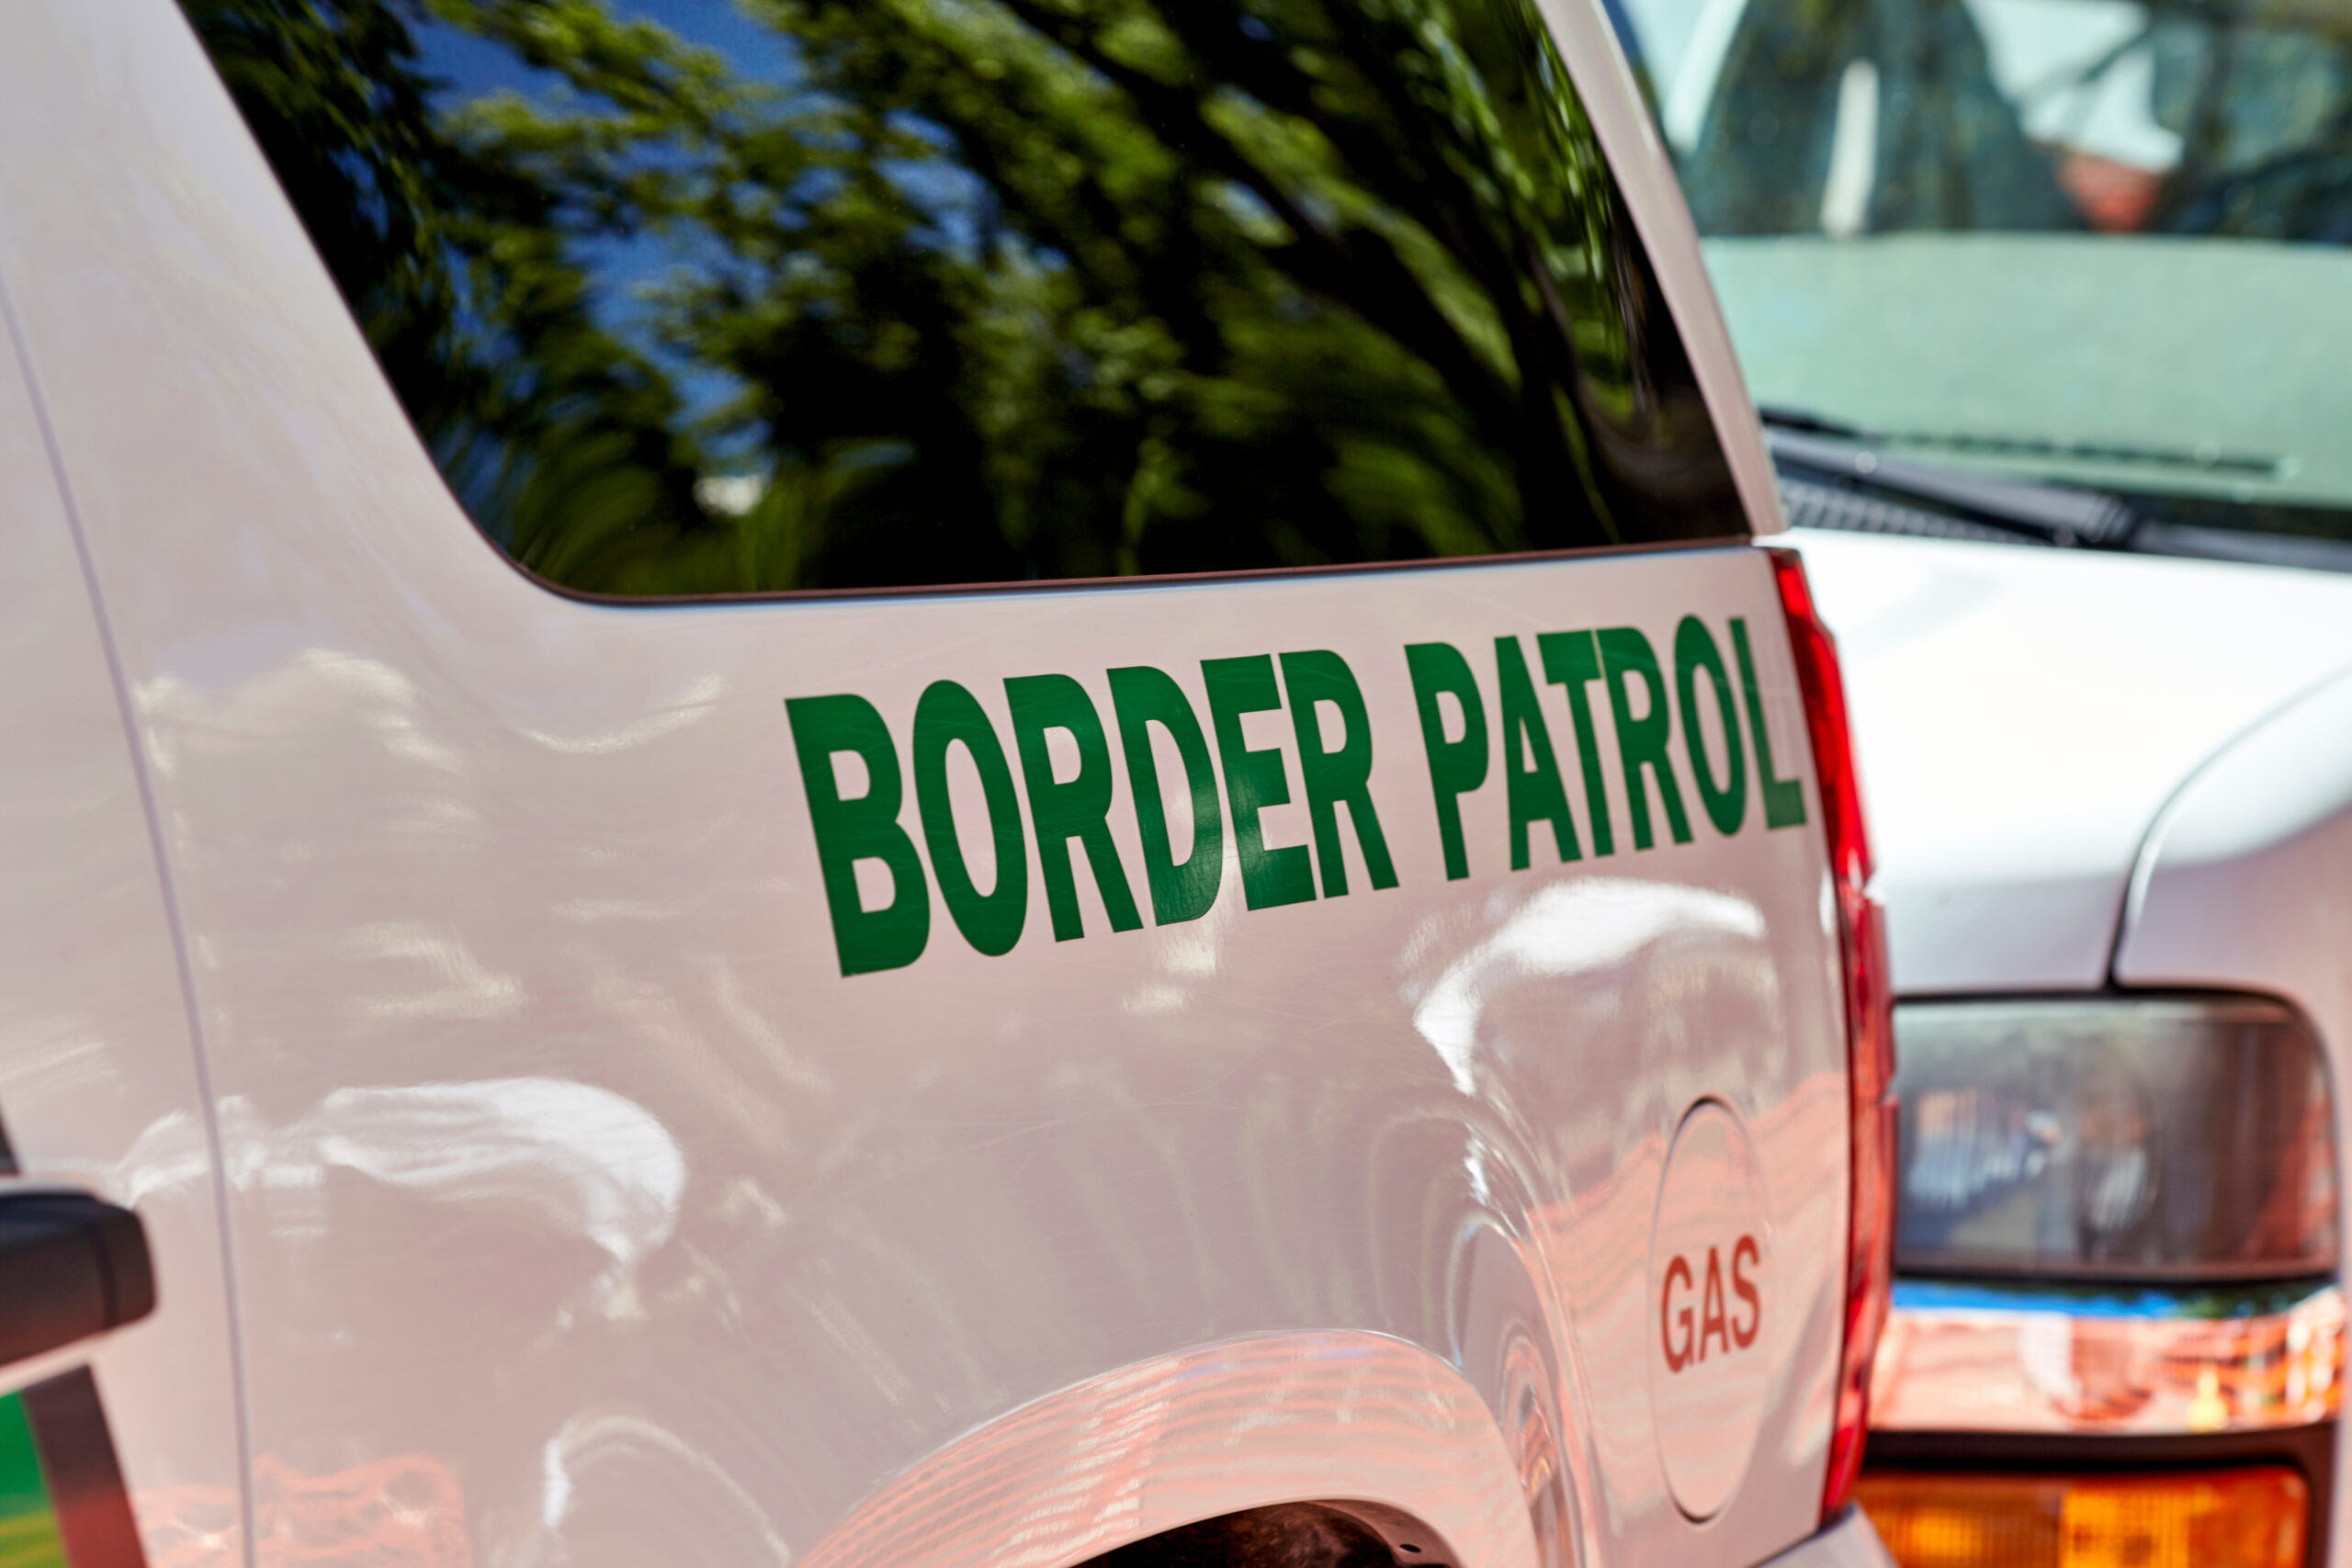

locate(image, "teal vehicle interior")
[[1612, 0, 2352, 568]]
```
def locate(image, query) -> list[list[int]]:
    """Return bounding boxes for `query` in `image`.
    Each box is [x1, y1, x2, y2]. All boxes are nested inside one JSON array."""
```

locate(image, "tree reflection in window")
[[187, 0, 1741, 592]]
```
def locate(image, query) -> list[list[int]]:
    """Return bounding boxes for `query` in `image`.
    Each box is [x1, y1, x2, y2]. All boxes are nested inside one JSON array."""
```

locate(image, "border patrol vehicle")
[[1608, 0, 2352, 1562], [0, 3, 1895, 1565]]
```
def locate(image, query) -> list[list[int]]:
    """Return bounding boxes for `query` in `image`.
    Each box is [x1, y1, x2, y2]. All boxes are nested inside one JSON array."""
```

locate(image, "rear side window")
[[185, 0, 1743, 594]]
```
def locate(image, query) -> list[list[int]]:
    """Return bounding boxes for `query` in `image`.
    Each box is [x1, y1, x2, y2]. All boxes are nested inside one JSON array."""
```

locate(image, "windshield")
[[1614, 0, 2352, 549]]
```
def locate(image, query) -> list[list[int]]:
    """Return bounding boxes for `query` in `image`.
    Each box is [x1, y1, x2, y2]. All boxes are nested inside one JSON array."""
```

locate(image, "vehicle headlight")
[[1893, 997, 2335, 1281]]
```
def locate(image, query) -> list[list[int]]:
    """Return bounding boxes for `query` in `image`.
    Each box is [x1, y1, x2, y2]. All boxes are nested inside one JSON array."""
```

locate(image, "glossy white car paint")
[[2121, 657, 2352, 1003], [2120, 668, 2352, 1546], [1789, 527, 2352, 994], [1794, 523, 2352, 1559], [0, 249, 249, 1542], [0, 5, 1887, 1567]]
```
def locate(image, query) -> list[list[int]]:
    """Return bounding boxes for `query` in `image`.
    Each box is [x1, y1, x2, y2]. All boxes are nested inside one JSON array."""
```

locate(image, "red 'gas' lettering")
[[1731, 1234, 1762, 1348], [1660, 1238, 1764, 1373], [1661, 1255, 1695, 1371], [1699, 1246, 1731, 1360]]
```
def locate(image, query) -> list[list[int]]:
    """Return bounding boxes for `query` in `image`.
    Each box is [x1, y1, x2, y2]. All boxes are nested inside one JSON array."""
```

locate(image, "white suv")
[[0, 4, 1894, 1567]]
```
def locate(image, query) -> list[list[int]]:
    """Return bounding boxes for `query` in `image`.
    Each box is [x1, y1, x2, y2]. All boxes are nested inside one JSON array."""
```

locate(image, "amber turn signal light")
[[1857, 1467, 2307, 1568]]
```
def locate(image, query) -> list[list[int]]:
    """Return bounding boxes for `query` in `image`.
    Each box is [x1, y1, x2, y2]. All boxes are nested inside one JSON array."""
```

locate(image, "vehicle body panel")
[[1604, 0, 2352, 1549], [0, 5, 1864, 1566], [2115, 664, 2352, 1557], [0, 239, 247, 1545], [1796, 523, 2352, 1560], [2120, 660, 2352, 1001], [1790, 528, 2352, 994]]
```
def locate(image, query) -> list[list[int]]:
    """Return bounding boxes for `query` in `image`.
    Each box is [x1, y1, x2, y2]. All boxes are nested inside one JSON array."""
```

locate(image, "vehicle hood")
[[1707, 235, 2352, 510], [1789, 528, 2352, 993]]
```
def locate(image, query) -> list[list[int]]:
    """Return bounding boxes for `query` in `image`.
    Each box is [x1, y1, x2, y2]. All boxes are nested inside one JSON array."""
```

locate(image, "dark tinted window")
[[186, 0, 1743, 593]]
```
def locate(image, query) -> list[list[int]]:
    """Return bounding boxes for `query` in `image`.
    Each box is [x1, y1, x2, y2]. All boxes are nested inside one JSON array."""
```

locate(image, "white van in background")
[[1610, 0, 2352, 1562]]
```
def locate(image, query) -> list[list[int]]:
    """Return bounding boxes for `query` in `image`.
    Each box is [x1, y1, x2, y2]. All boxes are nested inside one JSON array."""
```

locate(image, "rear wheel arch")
[[1080, 1500, 1456, 1567], [794, 1332, 1544, 1568]]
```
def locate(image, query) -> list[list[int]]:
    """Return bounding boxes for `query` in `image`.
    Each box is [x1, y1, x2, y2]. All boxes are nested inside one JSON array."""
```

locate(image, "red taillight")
[[1767, 547, 1896, 1523]]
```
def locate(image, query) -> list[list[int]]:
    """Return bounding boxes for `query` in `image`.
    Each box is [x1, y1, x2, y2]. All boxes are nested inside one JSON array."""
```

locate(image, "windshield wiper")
[[1755, 405, 1871, 441], [1759, 404, 2280, 479], [1757, 407, 2142, 549]]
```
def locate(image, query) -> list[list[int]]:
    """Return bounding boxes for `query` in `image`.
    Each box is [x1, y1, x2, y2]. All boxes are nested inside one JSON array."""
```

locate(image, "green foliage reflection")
[[186, 0, 1739, 592]]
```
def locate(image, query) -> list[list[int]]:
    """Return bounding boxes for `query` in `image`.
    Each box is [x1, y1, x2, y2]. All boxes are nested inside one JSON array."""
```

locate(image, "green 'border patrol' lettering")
[[787, 612, 1812, 975]]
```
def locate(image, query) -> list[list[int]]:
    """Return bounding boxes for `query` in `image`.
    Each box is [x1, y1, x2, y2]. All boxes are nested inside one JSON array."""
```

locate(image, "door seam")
[[0, 246, 262, 1568]]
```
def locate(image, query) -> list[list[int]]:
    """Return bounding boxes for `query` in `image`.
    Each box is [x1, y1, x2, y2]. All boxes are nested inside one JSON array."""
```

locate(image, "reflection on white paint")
[[344, 921, 526, 1021], [110, 1111, 214, 1213], [1119, 895, 1234, 1015], [552, 897, 678, 925], [538, 1412, 794, 1564], [704, 954, 835, 1098], [114, 1078, 685, 1298], [1412, 881, 1766, 1094], [144, 644, 722, 789], [136, 649, 463, 780], [1119, 985, 1189, 1017], [520, 674, 727, 756], [1157, 910, 1227, 978]]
